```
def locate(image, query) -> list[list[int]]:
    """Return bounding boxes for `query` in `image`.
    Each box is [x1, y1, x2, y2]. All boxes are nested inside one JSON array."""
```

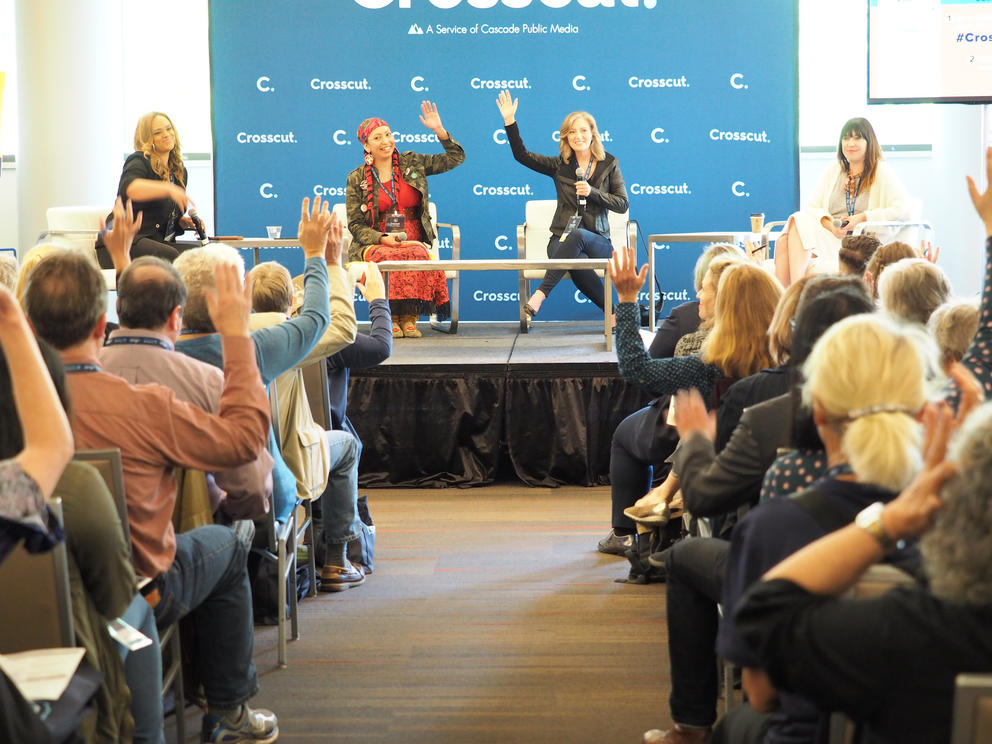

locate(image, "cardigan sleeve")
[[505, 122, 559, 176]]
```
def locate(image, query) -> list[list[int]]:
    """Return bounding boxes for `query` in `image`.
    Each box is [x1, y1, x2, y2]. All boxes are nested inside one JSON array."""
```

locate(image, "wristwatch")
[[855, 501, 899, 553]]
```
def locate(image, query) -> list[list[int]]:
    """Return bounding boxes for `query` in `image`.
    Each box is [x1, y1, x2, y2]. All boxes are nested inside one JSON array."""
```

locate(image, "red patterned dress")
[[363, 174, 449, 318]]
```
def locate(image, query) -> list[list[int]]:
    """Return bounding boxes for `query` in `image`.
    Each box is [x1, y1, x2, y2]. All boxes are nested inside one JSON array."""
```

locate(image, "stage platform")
[[347, 321, 655, 489]]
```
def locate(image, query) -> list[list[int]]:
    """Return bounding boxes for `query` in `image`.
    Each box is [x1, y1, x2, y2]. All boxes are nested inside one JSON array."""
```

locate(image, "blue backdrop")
[[209, 0, 798, 321]]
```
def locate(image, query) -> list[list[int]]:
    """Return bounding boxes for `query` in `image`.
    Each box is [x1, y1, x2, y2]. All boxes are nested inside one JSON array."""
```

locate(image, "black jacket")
[[504, 122, 627, 238], [115, 151, 189, 241]]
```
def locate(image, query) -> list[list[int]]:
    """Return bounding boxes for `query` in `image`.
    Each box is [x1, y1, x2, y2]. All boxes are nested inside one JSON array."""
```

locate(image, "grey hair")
[[878, 258, 951, 326], [693, 243, 743, 291], [928, 299, 979, 365], [0, 254, 17, 291], [173, 244, 245, 332], [922, 402, 992, 604]]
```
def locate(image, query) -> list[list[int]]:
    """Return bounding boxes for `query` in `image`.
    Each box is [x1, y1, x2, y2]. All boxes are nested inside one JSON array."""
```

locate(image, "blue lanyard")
[[64, 363, 101, 374], [105, 336, 172, 351], [371, 168, 399, 210], [824, 462, 853, 479], [844, 174, 861, 216]]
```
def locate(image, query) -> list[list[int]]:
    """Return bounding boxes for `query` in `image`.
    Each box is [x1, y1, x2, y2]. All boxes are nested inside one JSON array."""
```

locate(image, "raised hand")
[[966, 146, 992, 236], [607, 245, 648, 303], [205, 262, 251, 338], [419, 100, 449, 139], [357, 261, 386, 302], [100, 197, 143, 273], [298, 196, 332, 259], [674, 388, 716, 442], [496, 89, 518, 126], [324, 210, 344, 267], [920, 240, 941, 265]]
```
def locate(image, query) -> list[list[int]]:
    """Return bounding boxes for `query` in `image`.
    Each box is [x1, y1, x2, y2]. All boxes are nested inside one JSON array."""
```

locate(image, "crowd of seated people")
[[0, 192, 390, 743], [603, 151, 992, 744], [6, 138, 992, 744]]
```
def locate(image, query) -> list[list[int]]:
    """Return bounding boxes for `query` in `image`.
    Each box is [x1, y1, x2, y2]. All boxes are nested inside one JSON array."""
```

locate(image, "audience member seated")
[[173, 197, 351, 527], [929, 298, 979, 370], [0, 335, 164, 743], [0, 284, 72, 550], [100, 256, 275, 520], [599, 247, 746, 555], [864, 240, 919, 300], [15, 243, 68, 306], [609, 251, 781, 528], [639, 284, 873, 744], [23, 216, 279, 743], [878, 257, 952, 325], [734, 400, 992, 744], [249, 244, 368, 591], [711, 314, 937, 744], [837, 233, 880, 276]]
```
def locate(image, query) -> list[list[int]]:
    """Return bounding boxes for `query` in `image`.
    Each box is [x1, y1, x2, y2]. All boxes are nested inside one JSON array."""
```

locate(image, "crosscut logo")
[[237, 131, 297, 144], [494, 234, 512, 251], [731, 181, 750, 197], [628, 75, 689, 89], [259, 183, 277, 199], [471, 77, 531, 90], [354, 0, 658, 8], [650, 128, 669, 143], [474, 290, 519, 302], [331, 130, 351, 146], [709, 128, 770, 143], [473, 183, 534, 196], [311, 77, 372, 91], [393, 130, 439, 144], [629, 182, 691, 196], [313, 184, 347, 198], [411, 76, 428, 92], [257, 76, 274, 92], [572, 75, 589, 91], [553, 130, 612, 143]]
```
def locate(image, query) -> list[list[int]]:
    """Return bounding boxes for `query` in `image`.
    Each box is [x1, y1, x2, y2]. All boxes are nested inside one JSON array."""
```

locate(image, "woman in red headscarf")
[[344, 101, 465, 338]]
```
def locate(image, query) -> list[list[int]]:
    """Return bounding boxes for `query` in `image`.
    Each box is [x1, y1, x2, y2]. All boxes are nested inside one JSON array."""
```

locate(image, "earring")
[[364, 152, 374, 166]]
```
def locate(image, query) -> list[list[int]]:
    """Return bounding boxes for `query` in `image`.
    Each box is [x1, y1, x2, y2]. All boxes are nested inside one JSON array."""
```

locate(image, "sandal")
[[392, 317, 403, 338], [401, 315, 422, 338], [623, 501, 671, 527]]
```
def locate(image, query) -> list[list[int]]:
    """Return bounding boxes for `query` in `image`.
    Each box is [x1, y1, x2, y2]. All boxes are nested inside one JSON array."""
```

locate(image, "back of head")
[[802, 314, 934, 490], [878, 257, 951, 325], [795, 274, 871, 322], [865, 240, 919, 299], [838, 234, 881, 275], [928, 299, 979, 365], [249, 262, 293, 314], [0, 335, 68, 458], [0, 254, 16, 292], [117, 257, 188, 330], [24, 249, 107, 350], [922, 402, 992, 604], [693, 243, 742, 291], [768, 275, 814, 366], [173, 245, 245, 332], [703, 263, 783, 378], [15, 243, 63, 306]]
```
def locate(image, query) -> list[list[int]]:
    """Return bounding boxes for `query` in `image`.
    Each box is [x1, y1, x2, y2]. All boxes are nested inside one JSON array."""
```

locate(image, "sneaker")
[[318, 561, 366, 592], [202, 705, 278, 743], [597, 529, 634, 556]]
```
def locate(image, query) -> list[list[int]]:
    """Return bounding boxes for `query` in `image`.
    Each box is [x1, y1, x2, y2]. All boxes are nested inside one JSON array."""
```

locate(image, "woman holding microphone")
[[496, 90, 628, 320]]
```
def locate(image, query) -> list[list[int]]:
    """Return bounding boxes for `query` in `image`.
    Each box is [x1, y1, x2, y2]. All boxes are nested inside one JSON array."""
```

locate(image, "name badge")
[[560, 214, 583, 242], [384, 209, 404, 233]]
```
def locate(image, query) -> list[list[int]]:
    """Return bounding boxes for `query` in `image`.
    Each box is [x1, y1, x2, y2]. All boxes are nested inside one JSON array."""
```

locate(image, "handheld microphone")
[[575, 167, 587, 208], [394, 231, 407, 242], [188, 208, 207, 240], [833, 218, 849, 229]]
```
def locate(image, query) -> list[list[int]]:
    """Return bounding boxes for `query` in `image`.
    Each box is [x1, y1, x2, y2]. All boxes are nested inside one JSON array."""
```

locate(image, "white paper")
[[0, 647, 85, 701]]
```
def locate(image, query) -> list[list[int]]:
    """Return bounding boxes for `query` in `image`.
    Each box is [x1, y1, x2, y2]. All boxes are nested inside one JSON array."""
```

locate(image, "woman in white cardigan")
[[775, 118, 911, 286]]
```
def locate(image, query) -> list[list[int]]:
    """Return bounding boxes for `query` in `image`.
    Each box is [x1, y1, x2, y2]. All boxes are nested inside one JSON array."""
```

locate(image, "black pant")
[[665, 537, 730, 728], [96, 235, 180, 269], [537, 228, 613, 309], [609, 401, 680, 531], [710, 702, 771, 744]]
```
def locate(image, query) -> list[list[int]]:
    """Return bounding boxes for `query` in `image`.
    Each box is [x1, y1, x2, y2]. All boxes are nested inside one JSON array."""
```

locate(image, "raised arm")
[[497, 90, 559, 176], [0, 287, 73, 499]]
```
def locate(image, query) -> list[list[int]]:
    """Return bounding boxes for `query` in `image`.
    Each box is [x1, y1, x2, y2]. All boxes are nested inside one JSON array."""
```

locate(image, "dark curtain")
[[347, 363, 652, 488]]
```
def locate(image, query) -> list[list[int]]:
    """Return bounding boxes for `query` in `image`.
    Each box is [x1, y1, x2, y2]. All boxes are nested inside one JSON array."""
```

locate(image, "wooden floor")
[[174, 485, 675, 743]]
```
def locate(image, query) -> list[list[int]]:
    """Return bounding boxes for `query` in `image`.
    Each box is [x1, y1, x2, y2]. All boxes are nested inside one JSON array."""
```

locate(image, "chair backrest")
[[0, 500, 75, 653], [520, 199, 630, 261], [73, 448, 129, 544], [44, 206, 107, 252], [952, 673, 992, 744]]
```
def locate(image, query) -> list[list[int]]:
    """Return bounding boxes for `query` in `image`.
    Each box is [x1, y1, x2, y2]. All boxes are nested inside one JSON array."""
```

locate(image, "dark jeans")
[[610, 402, 679, 531], [537, 228, 613, 309], [154, 525, 258, 709], [666, 537, 730, 728]]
